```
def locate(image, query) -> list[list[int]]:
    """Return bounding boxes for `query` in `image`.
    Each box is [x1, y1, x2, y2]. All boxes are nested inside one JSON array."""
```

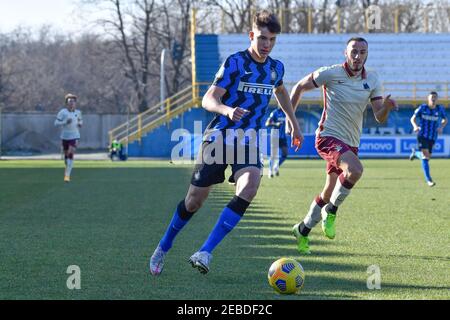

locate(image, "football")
[[268, 258, 305, 294]]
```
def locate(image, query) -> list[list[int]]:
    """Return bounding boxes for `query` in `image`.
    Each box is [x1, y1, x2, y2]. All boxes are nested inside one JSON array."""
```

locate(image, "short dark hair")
[[429, 91, 438, 96], [253, 10, 281, 34], [347, 37, 368, 46]]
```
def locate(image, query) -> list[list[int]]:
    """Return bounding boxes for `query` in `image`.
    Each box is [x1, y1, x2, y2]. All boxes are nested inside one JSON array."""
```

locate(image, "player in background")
[[265, 107, 288, 178], [409, 92, 448, 187], [149, 10, 303, 275], [289, 37, 397, 254], [54, 93, 83, 182]]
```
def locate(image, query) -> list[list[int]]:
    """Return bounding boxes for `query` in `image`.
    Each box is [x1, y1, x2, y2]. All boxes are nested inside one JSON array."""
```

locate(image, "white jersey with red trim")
[[312, 63, 383, 147], [54, 108, 83, 140]]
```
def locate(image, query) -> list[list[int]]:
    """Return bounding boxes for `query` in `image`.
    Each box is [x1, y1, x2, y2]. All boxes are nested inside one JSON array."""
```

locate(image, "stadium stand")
[[215, 33, 450, 99], [111, 33, 450, 158]]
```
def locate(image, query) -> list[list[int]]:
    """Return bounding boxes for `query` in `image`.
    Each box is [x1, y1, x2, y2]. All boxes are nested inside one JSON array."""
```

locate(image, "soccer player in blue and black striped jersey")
[[409, 92, 448, 187], [149, 10, 303, 275]]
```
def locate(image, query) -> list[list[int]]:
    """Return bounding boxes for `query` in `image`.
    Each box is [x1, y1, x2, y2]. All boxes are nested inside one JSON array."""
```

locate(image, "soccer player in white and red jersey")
[[289, 37, 397, 254], [54, 93, 83, 182]]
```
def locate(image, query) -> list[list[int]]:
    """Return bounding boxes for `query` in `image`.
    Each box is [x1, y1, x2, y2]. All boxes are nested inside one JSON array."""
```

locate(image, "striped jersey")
[[312, 63, 383, 147], [414, 104, 447, 141], [54, 108, 83, 140], [267, 108, 287, 140], [204, 50, 284, 143]]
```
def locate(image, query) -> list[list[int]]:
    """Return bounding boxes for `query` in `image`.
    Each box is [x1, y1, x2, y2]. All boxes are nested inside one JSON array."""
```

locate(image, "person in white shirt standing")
[[289, 37, 397, 255], [54, 93, 83, 182]]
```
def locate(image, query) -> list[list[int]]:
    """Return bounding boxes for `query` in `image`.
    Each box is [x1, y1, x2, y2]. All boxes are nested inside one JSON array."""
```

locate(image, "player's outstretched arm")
[[290, 74, 317, 112], [202, 85, 249, 122], [274, 84, 304, 151], [371, 94, 398, 124]]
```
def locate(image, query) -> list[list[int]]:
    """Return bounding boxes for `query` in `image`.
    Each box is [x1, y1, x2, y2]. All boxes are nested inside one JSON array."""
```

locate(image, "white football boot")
[[149, 245, 166, 276], [188, 251, 212, 274]]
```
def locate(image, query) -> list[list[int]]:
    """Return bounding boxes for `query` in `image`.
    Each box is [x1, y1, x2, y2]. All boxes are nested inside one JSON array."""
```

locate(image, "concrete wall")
[[1, 113, 130, 153]]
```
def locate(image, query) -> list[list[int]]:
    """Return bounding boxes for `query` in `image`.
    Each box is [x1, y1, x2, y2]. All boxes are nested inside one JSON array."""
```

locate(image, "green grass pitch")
[[0, 159, 449, 300]]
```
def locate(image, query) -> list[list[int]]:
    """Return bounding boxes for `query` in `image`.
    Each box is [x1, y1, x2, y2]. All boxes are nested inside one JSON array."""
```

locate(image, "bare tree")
[[0, 26, 133, 113], [432, 1, 450, 33], [151, 0, 195, 96], [0, 34, 16, 106], [82, 0, 195, 111], [207, 0, 255, 33], [315, 0, 337, 33], [265, 0, 292, 33], [82, 0, 156, 112], [393, 0, 422, 33], [2, 0, 448, 115], [284, 0, 310, 33]]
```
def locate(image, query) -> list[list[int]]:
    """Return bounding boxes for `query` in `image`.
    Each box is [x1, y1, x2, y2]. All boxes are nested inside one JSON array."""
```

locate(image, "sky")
[[0, 0, 440, 35], [0, 0, 101, 34]]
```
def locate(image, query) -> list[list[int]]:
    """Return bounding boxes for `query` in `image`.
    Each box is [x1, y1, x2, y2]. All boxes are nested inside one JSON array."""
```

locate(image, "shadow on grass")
[[343, 251, 450, 263], [199, 180, 450, 300], [300, 275, 450, 298], [7, 166, 446, 299], [190, 185, 375, 299]]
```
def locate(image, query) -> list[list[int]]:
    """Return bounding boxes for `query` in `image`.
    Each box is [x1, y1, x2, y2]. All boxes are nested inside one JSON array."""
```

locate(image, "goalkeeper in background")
[[110, 139, 126, 161]]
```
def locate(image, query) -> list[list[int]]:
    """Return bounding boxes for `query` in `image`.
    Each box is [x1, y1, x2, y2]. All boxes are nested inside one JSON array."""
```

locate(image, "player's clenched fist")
[[227, 107, 250, 122], [290, 123, 304, 152]]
